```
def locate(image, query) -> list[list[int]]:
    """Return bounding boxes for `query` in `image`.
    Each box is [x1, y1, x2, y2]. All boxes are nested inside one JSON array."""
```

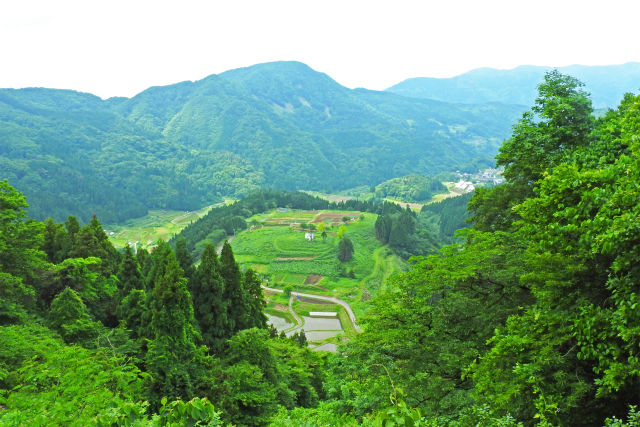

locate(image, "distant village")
[[452, 168, 504, 194]]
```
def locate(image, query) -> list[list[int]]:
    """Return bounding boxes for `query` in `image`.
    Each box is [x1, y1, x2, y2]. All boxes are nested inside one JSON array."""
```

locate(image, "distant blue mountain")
[[386, 63, 640, 109]]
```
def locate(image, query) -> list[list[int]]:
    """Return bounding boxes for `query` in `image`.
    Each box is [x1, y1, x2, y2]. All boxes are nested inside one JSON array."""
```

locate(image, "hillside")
[[0, 61, 523, 223], [387, 62, 640, 108]]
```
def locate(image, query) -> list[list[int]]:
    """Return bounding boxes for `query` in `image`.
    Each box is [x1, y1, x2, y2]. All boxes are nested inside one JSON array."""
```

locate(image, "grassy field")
[[230, 209, 407, 317], [105, 203, 222, 249]]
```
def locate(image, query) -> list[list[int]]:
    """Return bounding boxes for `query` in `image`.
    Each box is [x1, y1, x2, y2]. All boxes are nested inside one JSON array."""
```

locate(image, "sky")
[[2, 0, 639, 99]]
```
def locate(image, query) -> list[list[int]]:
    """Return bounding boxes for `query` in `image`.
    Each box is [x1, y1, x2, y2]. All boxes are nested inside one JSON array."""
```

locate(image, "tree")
[[191, 242, 229, 353], [64, 215, 80, 241], [42, 218, 68, 263], [145, 249, 205, 406], [175, 236, 195, 282], [220, 241, 246, 333], [70, 215, 119, 276], [48, 287, 100, 345], [374, 215, 392, 243], [470, 70, 595, 232], [0, 180, 46, 282], [117, 245, 144, 298], [242, 268, 268, 330], [328, 230, 529, 419], [337, 237, 354, 262]]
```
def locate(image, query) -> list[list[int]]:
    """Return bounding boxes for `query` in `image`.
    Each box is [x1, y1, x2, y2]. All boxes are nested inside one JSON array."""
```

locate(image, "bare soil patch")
[[311, 212, 362, 223], [276, 255, 317, 261], [304, 274, 323, 285], [273, 304, 288, 312]]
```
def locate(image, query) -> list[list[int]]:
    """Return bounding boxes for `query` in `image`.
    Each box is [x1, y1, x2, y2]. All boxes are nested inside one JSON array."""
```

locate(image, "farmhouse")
[[453, 180, 475, 194]]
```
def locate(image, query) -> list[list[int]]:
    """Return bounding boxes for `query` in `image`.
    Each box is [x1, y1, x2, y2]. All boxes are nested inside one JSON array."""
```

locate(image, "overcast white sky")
[[2, 0, 639, 99]]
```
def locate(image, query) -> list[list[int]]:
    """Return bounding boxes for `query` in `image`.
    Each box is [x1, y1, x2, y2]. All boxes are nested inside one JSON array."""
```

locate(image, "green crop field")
[[105, 203, 223, 249], [230, 209, 407, 317]]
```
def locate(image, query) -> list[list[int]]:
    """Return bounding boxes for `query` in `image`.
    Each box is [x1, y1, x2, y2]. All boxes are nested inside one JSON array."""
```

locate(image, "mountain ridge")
[[386, 62, 640, 108], [6, 60, 634, 223]]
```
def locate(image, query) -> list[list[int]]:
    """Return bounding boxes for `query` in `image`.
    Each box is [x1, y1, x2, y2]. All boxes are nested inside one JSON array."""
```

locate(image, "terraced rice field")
[[230, 209, 407, 318]]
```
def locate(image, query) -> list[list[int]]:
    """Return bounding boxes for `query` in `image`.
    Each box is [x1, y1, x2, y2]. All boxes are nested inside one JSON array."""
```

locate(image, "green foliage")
[[145, 247, 205, 406], [420, 192, 473, 241], [190, 242, 229, 353], [268, 403, 360, 426], [0, 272, 33, 325], [374, 174, 447, 202], [0, 324, 146, 426], [70, 215, 120, 276], [0, 179, 46, 284], [243, 268, 268, 330], [154, 396, 224, 427], [175, 236, 195, 281], [220, 241, 246, 333], [328, 230, 529, 418], [217, 328, 327, 426], [337, 237, 354, 262], [117, 244, 144, 298], [605, 406, 640, 427], [48, 287, 101, 345]]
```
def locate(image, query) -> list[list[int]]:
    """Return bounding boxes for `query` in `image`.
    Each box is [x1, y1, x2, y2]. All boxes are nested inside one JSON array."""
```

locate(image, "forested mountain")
[[0, 61, 524, 223], [387, 62, 640, 108]]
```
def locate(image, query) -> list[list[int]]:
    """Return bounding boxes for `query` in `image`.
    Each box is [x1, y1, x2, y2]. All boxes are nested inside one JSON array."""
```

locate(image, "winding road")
[[262, 286, 362, 333]]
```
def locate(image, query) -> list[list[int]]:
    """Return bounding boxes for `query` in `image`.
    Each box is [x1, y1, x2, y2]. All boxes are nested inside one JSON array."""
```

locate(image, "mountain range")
[[386, 62, 640, 108], [1, 61, 638, 223], [0, 61, 523, 223]]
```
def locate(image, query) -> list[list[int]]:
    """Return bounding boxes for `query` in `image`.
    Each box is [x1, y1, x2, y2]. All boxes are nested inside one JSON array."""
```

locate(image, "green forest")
[[2, 69, 640, 426], [0, 61, 522, 224]]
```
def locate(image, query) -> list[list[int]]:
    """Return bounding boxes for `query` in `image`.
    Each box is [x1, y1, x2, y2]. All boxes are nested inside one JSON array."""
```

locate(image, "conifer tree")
[[43, 218, 66, 263], [145, 249, 202, 405], [70, 215, 119, 275], [191, 242, 229, 353], [220, 241, 246, 333], [64, 215, 80, 240], [117, 245, 144, 298], [242, 268, 267, 330], [175, 236, 195, 281], [337, 237, 354, 262], [48, 287, 100, 344], [374, 215, 392, 243], [146, 240, 174, 290], [115, 245, 146, 334], [136, 247, 153, 281]]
